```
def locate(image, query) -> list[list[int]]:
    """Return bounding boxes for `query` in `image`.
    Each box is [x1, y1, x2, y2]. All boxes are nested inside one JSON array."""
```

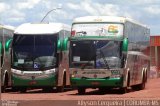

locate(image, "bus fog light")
[[71, 74, 75, 78]]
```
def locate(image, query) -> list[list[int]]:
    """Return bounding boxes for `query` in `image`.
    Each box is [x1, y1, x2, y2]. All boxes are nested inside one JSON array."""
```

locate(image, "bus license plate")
[[29, 80, 37, 85], [91, 81, 100, 85]]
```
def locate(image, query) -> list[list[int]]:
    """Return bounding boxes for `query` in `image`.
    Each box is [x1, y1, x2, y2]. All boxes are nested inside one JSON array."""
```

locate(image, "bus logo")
[[108, 25, 118, 33]]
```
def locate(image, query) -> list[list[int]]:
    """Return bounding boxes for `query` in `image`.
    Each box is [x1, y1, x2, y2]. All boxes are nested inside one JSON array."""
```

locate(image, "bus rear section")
[[69, 16, 150, 94], [11, 23, 70, 92]]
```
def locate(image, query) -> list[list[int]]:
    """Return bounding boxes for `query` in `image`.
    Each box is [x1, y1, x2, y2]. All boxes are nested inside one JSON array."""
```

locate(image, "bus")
[[69, 16, 150, 94], [10, 23, 70, 92], [0, 25, 14, 93]]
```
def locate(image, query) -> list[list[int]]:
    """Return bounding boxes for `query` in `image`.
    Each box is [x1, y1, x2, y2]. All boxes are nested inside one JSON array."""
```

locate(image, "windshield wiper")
[[99, 49, 110, 69], [77, 31, 87, 35]]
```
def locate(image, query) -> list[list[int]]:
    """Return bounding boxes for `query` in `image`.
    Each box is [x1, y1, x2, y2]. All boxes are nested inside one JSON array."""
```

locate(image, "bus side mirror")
[[5, 39, 12, 52], [62, 38, 68, 51], [122, 38, 128, 52], [57, 39, 61, 53]]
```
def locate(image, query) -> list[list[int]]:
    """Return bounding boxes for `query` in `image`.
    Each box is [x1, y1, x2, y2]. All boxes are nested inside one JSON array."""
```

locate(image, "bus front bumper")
[[11, 75, 56, 87], [71, 77, 123, 87]]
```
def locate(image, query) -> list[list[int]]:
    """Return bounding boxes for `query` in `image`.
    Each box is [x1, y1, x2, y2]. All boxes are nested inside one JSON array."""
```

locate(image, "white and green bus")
[[69, 16, 150, 94], [10, 23, 70, 92], [0, 25, 14, 93]]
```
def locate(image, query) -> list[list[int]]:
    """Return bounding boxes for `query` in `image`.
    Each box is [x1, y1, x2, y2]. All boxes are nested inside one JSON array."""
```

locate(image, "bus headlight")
[[110, 70, 122, 78], [71, 74, 75, 78], [11, 69, 22, 75], [44, 69, 56, 74], [71, 70, 77, 78]]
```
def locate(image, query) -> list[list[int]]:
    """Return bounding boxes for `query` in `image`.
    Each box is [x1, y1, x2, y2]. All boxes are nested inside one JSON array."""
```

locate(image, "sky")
[[0, 0, 160, 35]]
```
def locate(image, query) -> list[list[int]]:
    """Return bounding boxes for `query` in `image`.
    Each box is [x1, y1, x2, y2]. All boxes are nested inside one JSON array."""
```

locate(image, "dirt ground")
[[1, 78, 160, 106]]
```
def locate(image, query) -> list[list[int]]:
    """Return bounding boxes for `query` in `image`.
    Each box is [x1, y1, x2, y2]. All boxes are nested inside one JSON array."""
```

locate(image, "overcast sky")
[[0, 0, 160, 35]]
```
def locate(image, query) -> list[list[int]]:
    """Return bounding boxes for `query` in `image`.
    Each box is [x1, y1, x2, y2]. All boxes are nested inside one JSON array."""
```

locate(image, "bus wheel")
[[42, 87, 53, 93], [56, 86, 64, 92], [20, 88, 27, 93], [138, 73, 146, 90], [78, 87, 85, 95], [132, 85, 139, 91], [98, 87, 107, 93], [1, 86, 6, 93], [120, 73, 130, 94], [120, 87, 128, 94], [12, 87, 19, 92], [132, 73, 146, 91]]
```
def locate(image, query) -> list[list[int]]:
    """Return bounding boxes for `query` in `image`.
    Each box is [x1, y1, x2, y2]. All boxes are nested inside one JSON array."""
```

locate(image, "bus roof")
[[0, 24, 15, 31], [72, 16, 147, 28], [14, 23, 70, 34]]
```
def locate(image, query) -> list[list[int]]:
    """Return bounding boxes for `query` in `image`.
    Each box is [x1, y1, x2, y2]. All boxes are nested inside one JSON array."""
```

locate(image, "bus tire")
[[78, 87, 85, 95], [132, 72, 146, 90], [1, 86, 5, 93], [120, 72, 130, 94], [99, 87, 105, 92], [12, 87, 19, 92], [120, 87, 127, 94], [20, 88, 27, 93], [98, 87, 110, 93], [138, 73, 146, 90], [42, 87, 53, 92], [132, 85, 139, 90], [57, 86, 64, 92]]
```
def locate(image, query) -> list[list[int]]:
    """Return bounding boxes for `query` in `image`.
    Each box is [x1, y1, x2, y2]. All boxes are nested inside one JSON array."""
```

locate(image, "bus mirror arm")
[[122, 38, 128, 52]]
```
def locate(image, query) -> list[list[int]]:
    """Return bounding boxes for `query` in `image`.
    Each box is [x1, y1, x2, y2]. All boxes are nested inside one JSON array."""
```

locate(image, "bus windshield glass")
[[12, 34, 57, 71], [72, 23, 123, 37], [70, 40, 122, 69]]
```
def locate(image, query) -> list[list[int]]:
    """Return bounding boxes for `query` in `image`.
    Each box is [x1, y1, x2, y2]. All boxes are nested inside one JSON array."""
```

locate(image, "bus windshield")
[[12, 34, 58, 71], [70, 40, 122, 69]]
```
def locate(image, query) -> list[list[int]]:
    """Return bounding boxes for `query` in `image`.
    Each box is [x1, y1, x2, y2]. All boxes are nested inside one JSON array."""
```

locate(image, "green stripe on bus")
[[70, 35, 123, 40]]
